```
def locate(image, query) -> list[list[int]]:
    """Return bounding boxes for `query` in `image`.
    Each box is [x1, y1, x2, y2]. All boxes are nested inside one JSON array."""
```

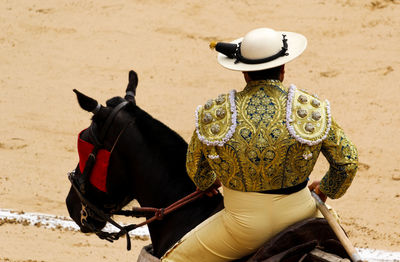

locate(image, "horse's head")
[[66, 70, 200, 253], [66, 70, 139, 235]]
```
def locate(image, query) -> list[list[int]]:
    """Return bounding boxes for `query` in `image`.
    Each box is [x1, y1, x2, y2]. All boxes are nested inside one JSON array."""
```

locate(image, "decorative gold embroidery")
[[186, 80, 358, 198]]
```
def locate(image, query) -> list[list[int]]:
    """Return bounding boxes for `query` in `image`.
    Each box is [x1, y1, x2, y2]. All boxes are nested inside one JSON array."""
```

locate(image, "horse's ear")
[[73, 89, 101, 113], [125, 70, 138, 103]]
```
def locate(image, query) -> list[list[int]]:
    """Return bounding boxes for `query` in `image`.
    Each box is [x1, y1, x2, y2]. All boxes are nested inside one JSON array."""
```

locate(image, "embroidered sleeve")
[[320, 119, 358, 199], [186, 131, 216, 191]]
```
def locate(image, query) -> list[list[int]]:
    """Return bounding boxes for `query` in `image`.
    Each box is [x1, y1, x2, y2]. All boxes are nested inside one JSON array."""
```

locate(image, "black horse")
[[66, 70, 350, 262], [66, 70, 224, 258]]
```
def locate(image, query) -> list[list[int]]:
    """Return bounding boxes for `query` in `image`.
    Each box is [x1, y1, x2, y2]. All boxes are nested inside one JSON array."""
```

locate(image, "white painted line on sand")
[[357, 248, 400, 262], [0, 209, 149, 239], [1, 209, 399, 261]]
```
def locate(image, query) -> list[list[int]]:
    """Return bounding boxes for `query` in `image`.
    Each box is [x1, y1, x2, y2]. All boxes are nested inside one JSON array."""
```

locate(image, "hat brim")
[[217, 31, 307, 71]]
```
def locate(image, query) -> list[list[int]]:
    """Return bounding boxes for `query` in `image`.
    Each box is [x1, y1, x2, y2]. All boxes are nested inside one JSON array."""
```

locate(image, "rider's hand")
[[308, 180, 327, 203], [202, 179, 222, 197]]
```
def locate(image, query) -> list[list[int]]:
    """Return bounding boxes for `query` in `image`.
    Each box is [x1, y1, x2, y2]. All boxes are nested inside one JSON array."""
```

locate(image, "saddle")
[[137, 218, 350, 262]]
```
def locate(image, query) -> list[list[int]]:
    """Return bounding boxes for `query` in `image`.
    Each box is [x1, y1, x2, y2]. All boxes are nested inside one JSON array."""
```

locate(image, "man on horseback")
[[162, 27, 358, 262]]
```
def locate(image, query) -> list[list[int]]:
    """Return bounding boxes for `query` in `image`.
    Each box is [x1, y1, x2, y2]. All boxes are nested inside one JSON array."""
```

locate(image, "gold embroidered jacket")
[[186, 80, 358, 199]]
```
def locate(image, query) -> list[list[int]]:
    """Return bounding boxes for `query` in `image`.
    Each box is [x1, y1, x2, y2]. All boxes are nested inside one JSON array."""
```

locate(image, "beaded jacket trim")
[[195, 90, 237, 147], [286, 84, 332, 146]]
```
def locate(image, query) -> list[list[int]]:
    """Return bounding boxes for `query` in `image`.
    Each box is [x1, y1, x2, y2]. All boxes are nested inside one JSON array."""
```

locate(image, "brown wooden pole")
[[311, 191, 363, 262]]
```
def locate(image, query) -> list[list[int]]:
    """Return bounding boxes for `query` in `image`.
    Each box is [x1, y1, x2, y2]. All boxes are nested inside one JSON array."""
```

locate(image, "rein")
[[113, 186, 216, 223]]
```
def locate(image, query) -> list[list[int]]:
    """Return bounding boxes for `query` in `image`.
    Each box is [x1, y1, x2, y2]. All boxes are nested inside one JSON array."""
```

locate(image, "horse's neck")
[[127, 108, 223, 257], [129, 145, 222, 257]]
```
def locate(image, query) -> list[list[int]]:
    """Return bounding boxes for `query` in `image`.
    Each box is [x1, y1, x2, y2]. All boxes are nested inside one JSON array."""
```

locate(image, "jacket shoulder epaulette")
[[195, 90, 237, 147], [286, 85, 331, 146]]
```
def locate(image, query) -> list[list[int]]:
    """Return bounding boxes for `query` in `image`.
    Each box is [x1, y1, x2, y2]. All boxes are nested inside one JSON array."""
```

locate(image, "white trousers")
[[161, 186, 320, 262]]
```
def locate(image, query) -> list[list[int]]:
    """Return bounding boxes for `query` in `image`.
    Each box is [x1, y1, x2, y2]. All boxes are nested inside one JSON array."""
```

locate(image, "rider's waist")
[[257, 180, 308, 195]]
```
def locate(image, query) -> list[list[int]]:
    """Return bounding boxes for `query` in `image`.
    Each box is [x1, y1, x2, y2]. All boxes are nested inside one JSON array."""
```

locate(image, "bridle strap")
[[98, 101, 128, 143]]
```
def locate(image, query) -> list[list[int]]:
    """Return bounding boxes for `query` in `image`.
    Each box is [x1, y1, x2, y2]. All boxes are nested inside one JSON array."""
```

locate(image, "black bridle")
[[68, 100, 140, 250], [68, 97, 218, 251]]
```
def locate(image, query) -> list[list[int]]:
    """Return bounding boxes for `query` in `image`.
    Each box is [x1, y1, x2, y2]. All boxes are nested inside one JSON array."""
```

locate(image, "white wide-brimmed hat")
[[212, 28, 307, 72]]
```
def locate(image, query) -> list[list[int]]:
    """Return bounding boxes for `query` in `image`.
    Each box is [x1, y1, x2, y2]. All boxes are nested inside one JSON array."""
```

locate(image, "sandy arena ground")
[[0, 0, 399, 261]]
